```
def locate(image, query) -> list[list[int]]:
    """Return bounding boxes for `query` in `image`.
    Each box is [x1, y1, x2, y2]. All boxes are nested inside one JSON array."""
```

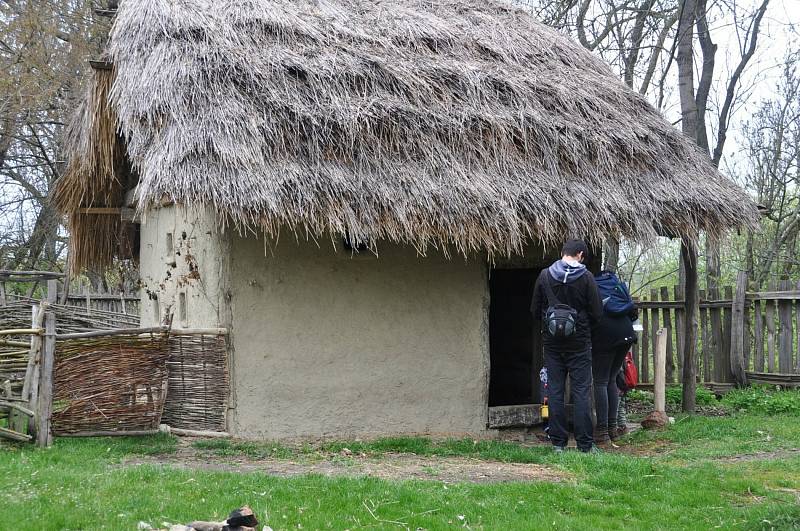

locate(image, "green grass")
[[2, 412, 800, 529]]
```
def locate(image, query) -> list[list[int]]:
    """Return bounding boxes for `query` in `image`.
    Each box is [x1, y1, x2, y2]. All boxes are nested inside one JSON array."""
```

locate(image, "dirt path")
[[125, 440, 569, 484]]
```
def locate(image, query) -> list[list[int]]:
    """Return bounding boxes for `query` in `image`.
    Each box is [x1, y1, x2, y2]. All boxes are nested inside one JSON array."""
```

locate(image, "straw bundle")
[[161, 334, 228, 432], [52, 333, 169, 434], [57, 0, 758, 268]]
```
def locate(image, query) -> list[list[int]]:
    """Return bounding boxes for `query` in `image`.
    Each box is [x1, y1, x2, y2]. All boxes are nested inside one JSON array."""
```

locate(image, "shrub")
[[722, 386, 800, 415], [665, 385, 718, 406], [626, 389, 653, 404]]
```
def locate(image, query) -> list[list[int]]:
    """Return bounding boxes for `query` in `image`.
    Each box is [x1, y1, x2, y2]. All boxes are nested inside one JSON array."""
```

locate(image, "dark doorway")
[[488, 268, 543, 406]]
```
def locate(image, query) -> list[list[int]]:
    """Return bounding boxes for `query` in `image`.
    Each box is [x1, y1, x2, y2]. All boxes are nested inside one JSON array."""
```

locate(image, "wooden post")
[[35, 311, 55, 448], [680, 239, 698, 412], [0, 281, 6, 305], [640, 328, 669, 429], [778, 279, 793, 373], [654, 328, 667, 413], [84, 283, 92, 315], [660, 286, 674, 383], [120, 292, 127, 315], [754, 298, 765, 372], [730, 272, 748, 387]]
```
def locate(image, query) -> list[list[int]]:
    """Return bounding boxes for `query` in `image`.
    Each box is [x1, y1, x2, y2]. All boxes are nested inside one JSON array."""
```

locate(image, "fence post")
[[778, 279, 793, 373], [654, 328, 667, 413], [731, 272, 748, 387], [35, 311, 55, 448]]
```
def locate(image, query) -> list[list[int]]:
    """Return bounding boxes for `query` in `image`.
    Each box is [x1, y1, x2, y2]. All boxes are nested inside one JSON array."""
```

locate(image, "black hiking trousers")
[[544, 347, 593, 451]]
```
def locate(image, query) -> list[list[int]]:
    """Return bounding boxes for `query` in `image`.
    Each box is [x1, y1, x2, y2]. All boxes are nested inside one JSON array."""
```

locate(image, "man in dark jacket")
[[531, 239, 603, 452]]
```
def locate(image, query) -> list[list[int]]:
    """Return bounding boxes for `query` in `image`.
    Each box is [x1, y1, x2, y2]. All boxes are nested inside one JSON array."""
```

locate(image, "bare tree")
[[0, 0, 106, 276], [738, 51, 800, 287]]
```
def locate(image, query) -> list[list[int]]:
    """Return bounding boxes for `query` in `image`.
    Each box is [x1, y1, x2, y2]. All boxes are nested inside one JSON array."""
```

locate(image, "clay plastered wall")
[[229, 236, 490, 439], [138, 205, 229, 329]]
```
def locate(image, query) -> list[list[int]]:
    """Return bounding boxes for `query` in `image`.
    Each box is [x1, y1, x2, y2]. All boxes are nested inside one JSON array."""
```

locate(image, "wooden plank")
[[0, 426, 32, 442], [660, 287, 674, 383], [708, 288, 728, 382], [638, 300, 734, 309], [654, 328, 667, 413], [64, 294, 140, 302], [746, 371, 800, 387], [796, 280, 800, 374], [54, 430, 161, 437], [700, 290, 710, 382], [488, 404, 542, 428], [640, 296, 649, 382], [0, 329, 43, 336], [730, 272, 748, 386], [747, 290, 800, 300], [778, 279, 794, 373], [766, 283, 777, 373], [754, 299, 765, 372], [76, 207, 121, 215], [0, 270, 64, 280], [744, 295, 752, 372], [35, 311, 55, 447], [648, 289, 660, 384], [55, 326, 168, 340], [674, 285, 685, 381], [721, 286, 734, 383]]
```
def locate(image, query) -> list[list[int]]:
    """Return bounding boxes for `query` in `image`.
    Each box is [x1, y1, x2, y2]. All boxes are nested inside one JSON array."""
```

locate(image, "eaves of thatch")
[[54, 0, 758, 271]]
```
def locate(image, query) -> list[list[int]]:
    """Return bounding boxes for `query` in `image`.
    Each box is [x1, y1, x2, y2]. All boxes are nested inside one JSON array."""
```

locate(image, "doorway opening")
[[488, 268, 543, 407]]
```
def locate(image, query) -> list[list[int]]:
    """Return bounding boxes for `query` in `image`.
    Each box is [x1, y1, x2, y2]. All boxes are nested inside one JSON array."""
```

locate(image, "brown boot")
[[594, 427, 611, 445]]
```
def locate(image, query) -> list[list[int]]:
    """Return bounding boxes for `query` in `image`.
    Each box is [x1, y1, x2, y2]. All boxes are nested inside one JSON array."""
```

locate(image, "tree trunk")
[[603, 237, 620, 272], [681, 238, 699, 413]]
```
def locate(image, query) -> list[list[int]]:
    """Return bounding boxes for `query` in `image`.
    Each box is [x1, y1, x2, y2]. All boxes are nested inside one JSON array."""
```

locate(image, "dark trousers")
[[544, 347, 593, 451], [592, 343, 630, 432]]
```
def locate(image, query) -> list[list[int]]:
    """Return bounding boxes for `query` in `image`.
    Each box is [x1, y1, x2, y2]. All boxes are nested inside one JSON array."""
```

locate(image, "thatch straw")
[[56, 0, 758, 267], [54, 67, 128, 271]]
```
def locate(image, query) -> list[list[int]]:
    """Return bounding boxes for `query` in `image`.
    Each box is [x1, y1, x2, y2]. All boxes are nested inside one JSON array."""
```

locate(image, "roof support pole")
[[680, 237, 699, 412]]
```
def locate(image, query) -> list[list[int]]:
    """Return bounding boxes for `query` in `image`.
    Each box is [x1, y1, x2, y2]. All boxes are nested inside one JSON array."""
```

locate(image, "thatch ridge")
[[57, 0, 757, 268]]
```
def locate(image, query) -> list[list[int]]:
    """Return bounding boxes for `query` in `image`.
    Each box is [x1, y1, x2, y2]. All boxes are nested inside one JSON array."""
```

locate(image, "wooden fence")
[[1, 278, 229, 446], [634, 273, 800, 388], [62, 293, 140, 315], [0, 270, 139, 316]]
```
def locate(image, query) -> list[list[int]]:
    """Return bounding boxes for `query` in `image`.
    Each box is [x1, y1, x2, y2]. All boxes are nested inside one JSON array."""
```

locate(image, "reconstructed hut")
[[55, 0, 757, 439]]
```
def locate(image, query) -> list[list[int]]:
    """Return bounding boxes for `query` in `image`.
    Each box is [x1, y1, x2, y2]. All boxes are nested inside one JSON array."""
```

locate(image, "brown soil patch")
[[716, 448, 800, 463], [124, 439, 567, 484]]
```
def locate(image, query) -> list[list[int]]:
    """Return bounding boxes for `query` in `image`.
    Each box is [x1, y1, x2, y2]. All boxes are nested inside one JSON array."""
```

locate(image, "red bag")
[[623, 350, 638, 389]]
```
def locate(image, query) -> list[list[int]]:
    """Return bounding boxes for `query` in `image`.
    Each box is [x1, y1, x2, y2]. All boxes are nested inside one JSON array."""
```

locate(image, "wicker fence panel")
[[161, 334, 228, 432], [52, 334, 169, 434]]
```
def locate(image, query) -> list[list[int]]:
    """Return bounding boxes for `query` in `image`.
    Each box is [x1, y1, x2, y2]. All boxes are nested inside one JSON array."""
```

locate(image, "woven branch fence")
[[52, 333, 170, 435], [162, 333, 229, 432], [3, 294, 229, 441]]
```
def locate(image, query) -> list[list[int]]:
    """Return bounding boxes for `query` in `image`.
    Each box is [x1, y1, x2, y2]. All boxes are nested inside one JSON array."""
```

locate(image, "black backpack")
[[540, 270, 578, 340]]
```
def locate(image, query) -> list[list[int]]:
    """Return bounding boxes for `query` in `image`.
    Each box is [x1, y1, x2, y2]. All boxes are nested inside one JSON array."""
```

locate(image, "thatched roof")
[[55, 0, 757, 269]]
